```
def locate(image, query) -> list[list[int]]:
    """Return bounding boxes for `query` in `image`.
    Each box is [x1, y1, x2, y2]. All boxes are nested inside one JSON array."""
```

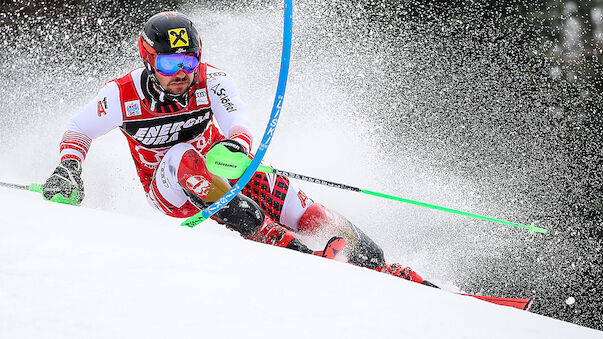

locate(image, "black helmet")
[[138, 11, 202, 62], [137, 12, 202, 102]]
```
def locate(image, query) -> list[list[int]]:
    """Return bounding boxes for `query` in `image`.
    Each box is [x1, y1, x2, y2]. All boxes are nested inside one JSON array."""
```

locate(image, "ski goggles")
[[155, 51, 200, 76]]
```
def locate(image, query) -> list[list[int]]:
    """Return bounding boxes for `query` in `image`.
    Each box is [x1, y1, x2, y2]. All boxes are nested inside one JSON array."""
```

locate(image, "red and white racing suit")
[[59, 64, 312, 230], [57, 64, 414, 278]]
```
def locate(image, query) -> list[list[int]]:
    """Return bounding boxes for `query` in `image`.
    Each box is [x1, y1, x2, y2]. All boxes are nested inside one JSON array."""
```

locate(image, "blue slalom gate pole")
[[182, 0, 293, 227]]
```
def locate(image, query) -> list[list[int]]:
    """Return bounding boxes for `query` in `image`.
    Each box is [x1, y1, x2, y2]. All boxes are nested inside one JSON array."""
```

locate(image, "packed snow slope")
[[1, 188, 601, 339]]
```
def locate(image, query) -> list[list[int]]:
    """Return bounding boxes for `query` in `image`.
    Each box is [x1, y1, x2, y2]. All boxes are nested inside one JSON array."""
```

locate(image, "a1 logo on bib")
[[168, 28, 189, 48]]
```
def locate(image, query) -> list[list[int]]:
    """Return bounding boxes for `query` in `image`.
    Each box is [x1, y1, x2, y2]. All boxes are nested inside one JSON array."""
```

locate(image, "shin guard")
[[177, 148, 263, 237]]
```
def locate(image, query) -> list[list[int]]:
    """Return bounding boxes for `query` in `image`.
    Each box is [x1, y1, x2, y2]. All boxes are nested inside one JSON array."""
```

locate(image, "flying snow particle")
[[565, 297, 576, 305]]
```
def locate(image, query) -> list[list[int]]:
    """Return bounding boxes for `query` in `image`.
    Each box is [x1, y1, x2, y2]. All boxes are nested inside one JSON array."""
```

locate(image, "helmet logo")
[[141, 31, 154, 46], [168, 28, 189, 48]]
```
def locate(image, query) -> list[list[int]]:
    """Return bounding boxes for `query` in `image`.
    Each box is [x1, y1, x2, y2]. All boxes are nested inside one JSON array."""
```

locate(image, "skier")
[[42, 11, 433, 286]]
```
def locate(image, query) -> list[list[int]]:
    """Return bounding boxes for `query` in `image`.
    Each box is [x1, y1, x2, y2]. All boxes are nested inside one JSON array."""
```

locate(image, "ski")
[[461, 294, 535, 311]]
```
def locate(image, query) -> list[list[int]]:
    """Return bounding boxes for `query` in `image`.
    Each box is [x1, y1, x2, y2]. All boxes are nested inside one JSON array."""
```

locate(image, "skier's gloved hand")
[[43, 159, 85, 205], [206, 139, 250, 179]]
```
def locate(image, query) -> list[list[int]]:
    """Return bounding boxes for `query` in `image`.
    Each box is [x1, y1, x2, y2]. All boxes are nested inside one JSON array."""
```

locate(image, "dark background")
[[1, 0, 601, 331]]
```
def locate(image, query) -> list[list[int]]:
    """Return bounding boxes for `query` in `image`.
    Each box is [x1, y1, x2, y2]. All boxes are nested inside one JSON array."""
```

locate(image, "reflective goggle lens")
[[155, 52, 200, 76]]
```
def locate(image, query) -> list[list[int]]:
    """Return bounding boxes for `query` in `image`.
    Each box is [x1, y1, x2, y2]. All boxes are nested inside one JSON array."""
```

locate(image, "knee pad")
[[298, 203, 342, 235]]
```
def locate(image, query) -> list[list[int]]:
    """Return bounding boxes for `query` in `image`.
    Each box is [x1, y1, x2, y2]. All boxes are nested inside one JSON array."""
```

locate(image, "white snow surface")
[[1, 188, 602, 339]]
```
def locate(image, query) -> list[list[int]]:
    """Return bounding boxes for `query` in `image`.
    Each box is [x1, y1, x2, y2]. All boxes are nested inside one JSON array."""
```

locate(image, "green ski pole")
[[204, 144, 548, 234]]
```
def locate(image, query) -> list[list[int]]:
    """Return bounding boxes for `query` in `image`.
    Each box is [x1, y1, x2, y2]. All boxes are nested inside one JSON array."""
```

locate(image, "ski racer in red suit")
[[43, 11, 435, 286]]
